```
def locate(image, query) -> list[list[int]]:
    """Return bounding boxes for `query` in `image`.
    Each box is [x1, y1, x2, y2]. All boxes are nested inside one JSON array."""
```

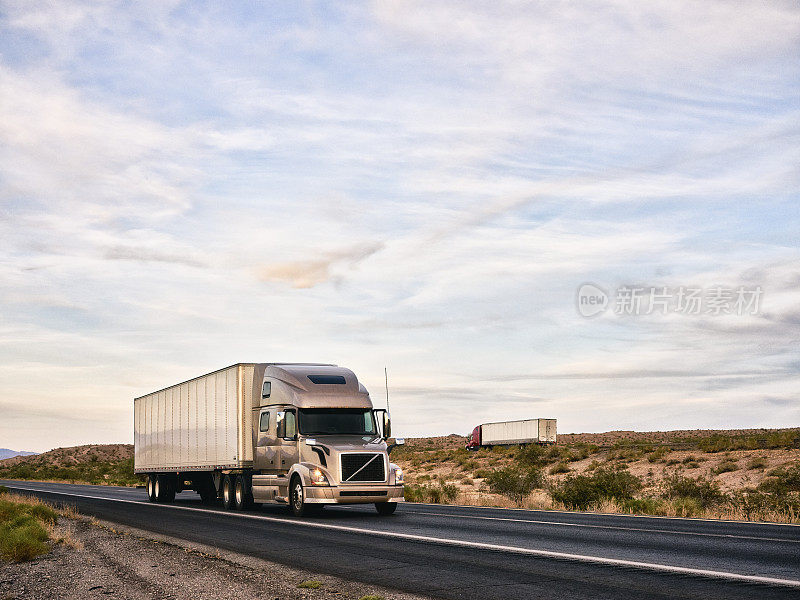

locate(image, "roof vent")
[[308, 375, 346, 385]]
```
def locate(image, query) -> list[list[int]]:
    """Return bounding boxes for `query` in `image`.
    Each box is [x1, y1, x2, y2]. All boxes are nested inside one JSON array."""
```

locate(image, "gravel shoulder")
[[0, 516, 430, 600]]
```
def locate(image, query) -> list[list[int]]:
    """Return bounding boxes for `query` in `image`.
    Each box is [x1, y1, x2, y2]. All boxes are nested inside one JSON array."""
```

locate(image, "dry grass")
[[0, 490, 85, 561]]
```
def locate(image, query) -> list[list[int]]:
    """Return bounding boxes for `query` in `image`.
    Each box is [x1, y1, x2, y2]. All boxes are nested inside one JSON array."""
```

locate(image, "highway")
[[3, 479, 799, 599]]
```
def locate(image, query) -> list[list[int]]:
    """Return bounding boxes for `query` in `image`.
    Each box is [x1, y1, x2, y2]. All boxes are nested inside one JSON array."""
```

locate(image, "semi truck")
[[466, 418, 557, 450], [134, 363, 405, 516]]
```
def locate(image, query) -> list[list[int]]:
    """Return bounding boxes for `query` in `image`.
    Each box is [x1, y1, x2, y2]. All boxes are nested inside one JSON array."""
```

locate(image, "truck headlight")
[[310, 468, 329, 486], [393, 466, 403, 485]]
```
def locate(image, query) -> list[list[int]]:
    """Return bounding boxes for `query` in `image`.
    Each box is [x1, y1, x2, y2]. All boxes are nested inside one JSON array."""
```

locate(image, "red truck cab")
[[466, 425, 481, 450]]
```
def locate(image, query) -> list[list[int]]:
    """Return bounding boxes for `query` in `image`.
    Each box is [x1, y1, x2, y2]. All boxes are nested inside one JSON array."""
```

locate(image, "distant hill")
[[0, 444, 137, 486], [0, 448, 37, 460]]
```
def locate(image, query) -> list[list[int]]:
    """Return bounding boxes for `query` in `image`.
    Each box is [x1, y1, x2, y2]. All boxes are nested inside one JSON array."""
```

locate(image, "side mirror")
[[382, 412, 391, 439], [387, 437, 404, 454]]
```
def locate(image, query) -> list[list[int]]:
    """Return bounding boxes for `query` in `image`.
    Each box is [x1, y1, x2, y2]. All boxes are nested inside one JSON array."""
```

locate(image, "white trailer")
[[466, 418, 556, 449], [134, 364, 260, 473]]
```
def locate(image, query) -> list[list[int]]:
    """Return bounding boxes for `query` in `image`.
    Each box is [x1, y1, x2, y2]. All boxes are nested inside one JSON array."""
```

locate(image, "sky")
[[0, 1, 799, 453]]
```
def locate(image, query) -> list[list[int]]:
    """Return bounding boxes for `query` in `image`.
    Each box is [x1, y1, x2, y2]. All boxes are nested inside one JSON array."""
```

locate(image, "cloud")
[[102, 245, 207, 268], [256, 242, 384, 288]]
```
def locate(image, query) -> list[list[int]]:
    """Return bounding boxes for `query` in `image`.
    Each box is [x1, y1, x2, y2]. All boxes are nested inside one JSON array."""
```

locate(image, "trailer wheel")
[[290, 475, 306, 517], [147, 475, 156, 502], [154, 475, 175, 503], [375, 502, 397, 515], [222, 474, 235, 510]]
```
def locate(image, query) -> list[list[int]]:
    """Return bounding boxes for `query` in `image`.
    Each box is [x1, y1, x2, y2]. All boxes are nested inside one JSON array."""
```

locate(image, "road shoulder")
[[0, 514, 430, 600]]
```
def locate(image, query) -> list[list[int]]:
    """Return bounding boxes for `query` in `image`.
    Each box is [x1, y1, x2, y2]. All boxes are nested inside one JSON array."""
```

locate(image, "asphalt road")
[[3, 479, 799, 599]]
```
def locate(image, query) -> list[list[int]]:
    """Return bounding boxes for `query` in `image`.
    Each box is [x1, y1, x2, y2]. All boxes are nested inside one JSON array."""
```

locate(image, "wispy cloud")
[[256, 242, 384, 288]]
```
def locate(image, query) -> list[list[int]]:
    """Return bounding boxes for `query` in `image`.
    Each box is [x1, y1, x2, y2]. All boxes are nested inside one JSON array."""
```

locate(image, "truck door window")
[[284, 410, 296, 439], [259, 411, 270, 432], [278, 410, 297, 439], [262, 381, 271, 399]]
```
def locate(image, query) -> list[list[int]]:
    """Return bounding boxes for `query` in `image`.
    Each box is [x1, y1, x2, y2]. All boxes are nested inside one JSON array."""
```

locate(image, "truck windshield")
[[298, 409, 376, 436]]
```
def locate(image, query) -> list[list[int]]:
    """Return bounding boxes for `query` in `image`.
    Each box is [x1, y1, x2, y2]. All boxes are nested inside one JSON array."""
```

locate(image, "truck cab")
[[248, 364, 404, 516], [466, 425, 481, 450]]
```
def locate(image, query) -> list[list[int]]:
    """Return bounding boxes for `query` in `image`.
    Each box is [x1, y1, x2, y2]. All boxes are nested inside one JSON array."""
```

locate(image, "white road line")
[[410, 501, 800, 527], [403, 509, 800, 544], [8, 483, 800, 589]]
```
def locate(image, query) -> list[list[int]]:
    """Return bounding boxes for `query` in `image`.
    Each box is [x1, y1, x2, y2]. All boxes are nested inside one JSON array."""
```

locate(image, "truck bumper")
[[304, 484, 405, 504]]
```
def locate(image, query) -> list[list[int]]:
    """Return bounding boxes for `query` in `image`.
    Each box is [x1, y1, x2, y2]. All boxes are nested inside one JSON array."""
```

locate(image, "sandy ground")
[[0, 517, 429, 600]]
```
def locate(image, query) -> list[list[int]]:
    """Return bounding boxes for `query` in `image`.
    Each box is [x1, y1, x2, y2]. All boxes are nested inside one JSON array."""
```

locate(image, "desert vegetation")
[[392, 428, 800, 523], [0, 444, 141, 486]]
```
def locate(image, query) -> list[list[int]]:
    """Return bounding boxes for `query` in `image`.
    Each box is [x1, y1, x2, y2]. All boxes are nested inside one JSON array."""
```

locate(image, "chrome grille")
[[340, 453, 385, 482]]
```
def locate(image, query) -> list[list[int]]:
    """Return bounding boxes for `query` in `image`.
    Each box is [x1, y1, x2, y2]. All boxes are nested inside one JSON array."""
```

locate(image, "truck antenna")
[[384, 366, 390, 413]]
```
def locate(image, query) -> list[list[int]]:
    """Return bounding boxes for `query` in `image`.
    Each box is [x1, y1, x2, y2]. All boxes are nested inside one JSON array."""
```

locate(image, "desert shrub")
[[747, 456, 767, 470], [460, 477, 474, 486], [586, 460, 601, 471], [621, 497, 664, 514], [730, 489, 800, 519], [549, 462, 570, 474], [647, 447, 669, 463], [685, 462, 700, 469], [515, 444, 548, 468], [712, 460, 739, 474], [550, 467, 642, 510], [485, 467, 543, 506], [0, 498, 57, 562], [669, 497, 704, 517], [472, 468, 491, 479], [608, 447, 641, 462], [758, 464, 800, 494], [569, 447, 590, 462], [403, 484, 425, 503], [662, 474, 725, 508], [404, 482, 459, 504], [666, 459, 681, 466], [682, 455, 697, 464]]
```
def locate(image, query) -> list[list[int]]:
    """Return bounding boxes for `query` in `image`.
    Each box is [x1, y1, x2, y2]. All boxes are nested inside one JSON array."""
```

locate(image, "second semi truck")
[[134, 363, 404, 516], [466, 418, 557, 450]]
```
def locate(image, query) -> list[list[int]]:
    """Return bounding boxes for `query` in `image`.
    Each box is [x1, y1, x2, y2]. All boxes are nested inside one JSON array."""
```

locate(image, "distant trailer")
[[466, 418, 556, 450]]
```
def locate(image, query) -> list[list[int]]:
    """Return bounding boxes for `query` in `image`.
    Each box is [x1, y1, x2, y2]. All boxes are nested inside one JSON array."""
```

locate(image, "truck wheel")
[[147, 475, 156, 502], [234, 475, 251, 510], [290, 475, 306, 517], [222, 475, 235, 510], [375, 502, 397, 516]]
